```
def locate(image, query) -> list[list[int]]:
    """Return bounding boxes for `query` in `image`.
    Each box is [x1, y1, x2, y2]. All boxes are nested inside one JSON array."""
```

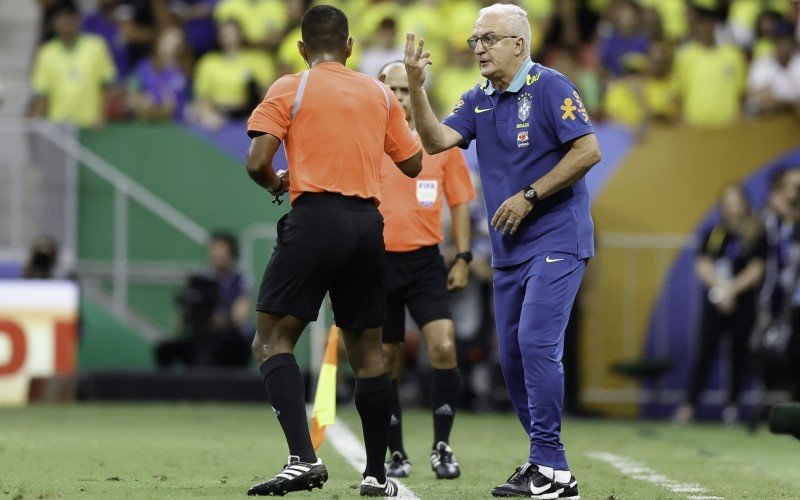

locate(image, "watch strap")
[[455, 251, 473, 264]]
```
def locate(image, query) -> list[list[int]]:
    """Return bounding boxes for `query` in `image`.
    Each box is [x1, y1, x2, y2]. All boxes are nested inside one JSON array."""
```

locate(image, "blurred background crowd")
[[4, 0, 800, 421], [26, 0, 800, 131]]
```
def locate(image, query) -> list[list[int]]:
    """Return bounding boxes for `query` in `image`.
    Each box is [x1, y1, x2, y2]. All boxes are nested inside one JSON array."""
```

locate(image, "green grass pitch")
[[1, 403, 799, 498]]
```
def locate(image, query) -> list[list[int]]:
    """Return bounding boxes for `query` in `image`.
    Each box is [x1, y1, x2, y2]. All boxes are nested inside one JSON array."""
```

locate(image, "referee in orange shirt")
[[377, 62, 476, 481], [243, 6, 422, 497]]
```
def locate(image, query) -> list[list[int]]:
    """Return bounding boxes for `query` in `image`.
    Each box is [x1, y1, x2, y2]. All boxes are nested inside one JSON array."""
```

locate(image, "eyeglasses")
[[467, 33, 519, 50]]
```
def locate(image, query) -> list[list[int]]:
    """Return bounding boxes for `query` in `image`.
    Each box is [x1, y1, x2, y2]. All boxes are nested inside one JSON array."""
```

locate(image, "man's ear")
[[516, 38, 523, 56], [344, 36, 354, 59], [297, 40, 309, 66]]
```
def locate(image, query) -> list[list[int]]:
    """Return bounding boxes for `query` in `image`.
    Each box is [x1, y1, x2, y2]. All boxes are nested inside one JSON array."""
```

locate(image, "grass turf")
[[1, 404, 799, 499]]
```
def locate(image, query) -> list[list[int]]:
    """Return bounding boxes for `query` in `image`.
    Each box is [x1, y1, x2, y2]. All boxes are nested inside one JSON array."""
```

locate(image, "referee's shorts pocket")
[[275, 213, 289, 243]]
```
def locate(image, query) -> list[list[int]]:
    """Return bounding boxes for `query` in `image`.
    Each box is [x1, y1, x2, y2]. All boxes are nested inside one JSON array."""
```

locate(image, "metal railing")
[[0, 119, 210, 320]]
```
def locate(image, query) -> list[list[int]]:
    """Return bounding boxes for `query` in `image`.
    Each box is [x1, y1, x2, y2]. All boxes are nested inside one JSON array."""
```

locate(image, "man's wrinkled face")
[[471, 13, 522, 81], [384, 65, 412, 120]]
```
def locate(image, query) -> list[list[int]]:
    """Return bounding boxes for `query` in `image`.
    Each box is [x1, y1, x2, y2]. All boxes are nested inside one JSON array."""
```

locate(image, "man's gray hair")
[[477, 3, 531, 56]]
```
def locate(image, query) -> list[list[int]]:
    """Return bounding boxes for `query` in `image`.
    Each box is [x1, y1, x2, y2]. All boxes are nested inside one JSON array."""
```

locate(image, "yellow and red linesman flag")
[[310, 325, 339, 450]]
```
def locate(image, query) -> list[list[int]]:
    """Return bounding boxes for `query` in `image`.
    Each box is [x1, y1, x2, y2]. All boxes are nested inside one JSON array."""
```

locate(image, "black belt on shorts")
[[386, 244, 440, 263], [293, 192, 377, 212]]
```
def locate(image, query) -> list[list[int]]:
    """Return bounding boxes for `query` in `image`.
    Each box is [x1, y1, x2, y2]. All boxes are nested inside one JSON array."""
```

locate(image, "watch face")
[[524, 189, 535, 200]]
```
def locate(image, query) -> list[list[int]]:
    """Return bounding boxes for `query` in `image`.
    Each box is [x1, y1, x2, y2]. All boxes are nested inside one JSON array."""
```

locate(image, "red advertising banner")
[[0, 281, 79, 405]]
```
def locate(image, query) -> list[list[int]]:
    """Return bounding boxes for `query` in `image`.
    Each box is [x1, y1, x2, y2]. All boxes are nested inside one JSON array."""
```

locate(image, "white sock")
[[534, 464, 554, 479], [554, 470, 571, 483]]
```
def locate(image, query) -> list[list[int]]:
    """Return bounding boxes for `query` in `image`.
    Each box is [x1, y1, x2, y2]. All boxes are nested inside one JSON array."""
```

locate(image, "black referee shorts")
[[256, 192, 386, 331], [382, 245, 452, 344]]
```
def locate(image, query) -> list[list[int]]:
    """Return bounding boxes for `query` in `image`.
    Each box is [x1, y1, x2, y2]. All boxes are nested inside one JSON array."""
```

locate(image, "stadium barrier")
[[0, 280, 79, 406]]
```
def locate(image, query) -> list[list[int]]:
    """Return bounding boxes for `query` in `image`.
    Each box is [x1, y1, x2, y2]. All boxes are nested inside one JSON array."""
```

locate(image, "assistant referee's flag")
[[310, 325, 339, 450]]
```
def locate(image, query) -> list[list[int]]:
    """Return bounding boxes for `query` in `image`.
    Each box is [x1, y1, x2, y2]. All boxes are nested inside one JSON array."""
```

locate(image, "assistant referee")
[[243, 5, 422, 497]]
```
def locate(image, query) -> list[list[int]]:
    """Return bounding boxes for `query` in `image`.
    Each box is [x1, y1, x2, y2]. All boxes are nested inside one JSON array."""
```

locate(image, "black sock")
[[387, 379, 406, 458], [354, 372, 392, 482], [260, 353, 316, 463], [431, 368, 461, 448]]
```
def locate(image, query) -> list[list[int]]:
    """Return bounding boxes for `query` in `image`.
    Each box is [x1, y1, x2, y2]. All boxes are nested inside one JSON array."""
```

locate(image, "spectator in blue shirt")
[[598, 0, 649, 77], [128, 27, 190, 122], [169, 0, 219, 58], [82, 0, 130, 78], [402, 3, 601, 498]]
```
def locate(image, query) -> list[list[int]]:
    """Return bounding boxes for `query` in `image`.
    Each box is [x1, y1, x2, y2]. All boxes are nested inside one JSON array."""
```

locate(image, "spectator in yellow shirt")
[[603, 44, 678, 131], [213, 0, 290, 49], [29, 4, 116, 128], [603, 54, 649, 130], [189, 20, 275, 129], [643, 42, 679, 122], [673, 6, 747, 128], [639, 0, 688, 41], [430, 43, 483, 117]]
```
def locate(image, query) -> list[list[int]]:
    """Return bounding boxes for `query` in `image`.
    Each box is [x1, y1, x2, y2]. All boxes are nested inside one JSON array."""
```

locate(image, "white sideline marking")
[[587, 452, 723, 500], [326, 419, 420, 499]]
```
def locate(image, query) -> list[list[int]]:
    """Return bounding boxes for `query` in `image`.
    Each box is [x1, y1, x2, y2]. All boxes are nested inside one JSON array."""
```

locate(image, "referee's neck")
[[307, 53, 347, 67]]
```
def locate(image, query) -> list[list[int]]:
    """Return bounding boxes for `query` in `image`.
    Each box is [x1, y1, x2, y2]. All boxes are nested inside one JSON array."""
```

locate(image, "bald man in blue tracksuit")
[[402, 4, 601, 498]]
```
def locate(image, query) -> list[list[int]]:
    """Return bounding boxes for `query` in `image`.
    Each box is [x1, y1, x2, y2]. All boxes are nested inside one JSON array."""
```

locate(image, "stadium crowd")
[[28, 0, 800, 130], [22, 0, 800, 419]]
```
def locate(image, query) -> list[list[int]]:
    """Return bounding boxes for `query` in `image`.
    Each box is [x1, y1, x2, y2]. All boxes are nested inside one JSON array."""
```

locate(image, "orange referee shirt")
[[379, 139, 476, 253], [247, 61, 421, 204]]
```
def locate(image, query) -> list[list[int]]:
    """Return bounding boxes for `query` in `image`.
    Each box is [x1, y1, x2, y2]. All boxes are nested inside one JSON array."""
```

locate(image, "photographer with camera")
[[673, 183, 767, 425], [155, 231, 252, 369], [749, 170, 800, 415]]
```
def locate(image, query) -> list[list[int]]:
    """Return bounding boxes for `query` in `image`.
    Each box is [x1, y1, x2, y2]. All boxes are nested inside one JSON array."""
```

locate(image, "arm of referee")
[[246, 133, 285, 194]]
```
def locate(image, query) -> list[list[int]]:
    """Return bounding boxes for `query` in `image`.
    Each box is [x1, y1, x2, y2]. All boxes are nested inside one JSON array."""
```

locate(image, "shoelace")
[[506, 464, 534, 485]]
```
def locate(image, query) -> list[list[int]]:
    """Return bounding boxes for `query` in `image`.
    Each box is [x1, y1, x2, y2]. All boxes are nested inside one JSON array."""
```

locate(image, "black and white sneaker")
[[247, 455, 327, 496], [430, 441, 461, 479], [557, 475, 580, 499], [491, 463, 564, 499], [386, 451, 412, 478], [360, 476, 398, 497]]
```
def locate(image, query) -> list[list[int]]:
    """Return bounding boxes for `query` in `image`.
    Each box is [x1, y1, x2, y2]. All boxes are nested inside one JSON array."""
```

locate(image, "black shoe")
[[360, 476, 398, 497], [491, 463, 564, 499], [386, 451, 412, 478], [247, 456, 327, 496], [557, 475, 580, 499], [430, 441, 461, 479]]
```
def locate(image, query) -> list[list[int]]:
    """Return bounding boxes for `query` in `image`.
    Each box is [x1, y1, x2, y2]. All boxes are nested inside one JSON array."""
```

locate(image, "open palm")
[[403, 33, 432, 88]]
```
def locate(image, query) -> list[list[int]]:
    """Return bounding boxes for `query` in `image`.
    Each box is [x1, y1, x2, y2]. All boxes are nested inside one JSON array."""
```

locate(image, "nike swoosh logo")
[[474, 106, 493, 114], [530, 483, 554, 495], [545, 256, 564, 263]]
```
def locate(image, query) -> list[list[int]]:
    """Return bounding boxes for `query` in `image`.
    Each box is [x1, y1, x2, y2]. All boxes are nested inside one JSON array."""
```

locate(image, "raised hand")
[[403, 33, 432, 89]]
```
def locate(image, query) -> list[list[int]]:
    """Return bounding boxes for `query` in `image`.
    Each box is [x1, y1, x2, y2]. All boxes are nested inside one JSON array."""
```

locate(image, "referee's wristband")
[[454, 251, 473, 264], [268, 177, 284, 195]]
